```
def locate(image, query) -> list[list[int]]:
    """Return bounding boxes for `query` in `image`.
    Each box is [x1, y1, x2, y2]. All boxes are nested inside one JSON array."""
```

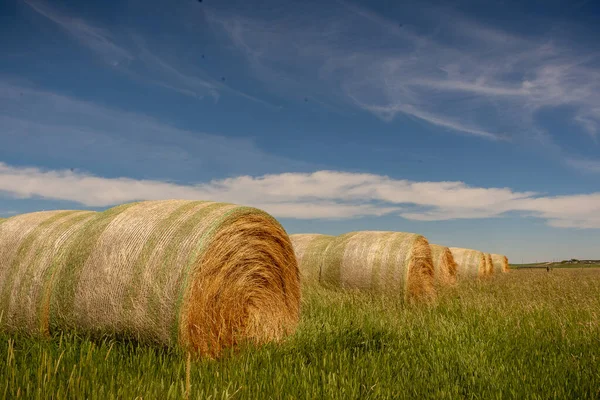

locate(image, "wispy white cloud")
[[23, 0, 133, 67], [0, 81, 306, 180], [408, 79, 528, 98], [564, 157, 600, 174], [1, 163, 599, 228], [128, 35, 219, 100], [347, 98, 507, 140], [207, 0, 600, 161], [22, 0, 272, 105], [575, 108, 600, 138], [18, 0, 600, 172]]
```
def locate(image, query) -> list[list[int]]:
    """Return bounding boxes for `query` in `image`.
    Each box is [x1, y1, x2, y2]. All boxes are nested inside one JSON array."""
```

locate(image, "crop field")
[[2, 268, 600, 399]]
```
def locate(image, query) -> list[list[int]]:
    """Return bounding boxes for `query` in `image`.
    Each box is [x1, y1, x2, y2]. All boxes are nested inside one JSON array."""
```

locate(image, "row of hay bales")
[[0, 200, 300, 357], [448, 248, 509, 277], [0, 200, 509, 357], [290, 232, 509, 300]]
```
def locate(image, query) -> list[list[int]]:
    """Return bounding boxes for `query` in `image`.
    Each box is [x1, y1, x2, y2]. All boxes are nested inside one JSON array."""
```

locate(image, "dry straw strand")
[[491, 254, 509, 273], [0, 200, 301, 357], [289, 234, 335, 284], [320, 231, 435, 301], [448, 248, 486, 278], [429, 244, 458, 286]]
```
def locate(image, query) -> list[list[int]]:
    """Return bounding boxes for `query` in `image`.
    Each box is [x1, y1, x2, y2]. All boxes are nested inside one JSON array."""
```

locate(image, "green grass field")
[[2, 268, 600, 399]]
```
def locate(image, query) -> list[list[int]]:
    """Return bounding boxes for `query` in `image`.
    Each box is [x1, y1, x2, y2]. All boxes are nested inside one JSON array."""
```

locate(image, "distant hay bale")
[[319, 231, 435, 301], [0, 200, 301, 357], [491, 254, 509, 273], [448, 248, 486, 278], [289, 234, 335, 284], [429, 244, 458, 286]]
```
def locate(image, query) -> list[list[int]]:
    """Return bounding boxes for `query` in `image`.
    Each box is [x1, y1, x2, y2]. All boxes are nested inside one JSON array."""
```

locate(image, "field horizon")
[[2, 268, 600, 399], [511, 259, 600, 269]]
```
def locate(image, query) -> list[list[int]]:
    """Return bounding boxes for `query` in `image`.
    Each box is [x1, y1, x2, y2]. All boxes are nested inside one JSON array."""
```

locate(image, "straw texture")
[[289, 234, 335, 284], [0, 200, 301, 356], [0, 211, 97, 334], [484, 253, 494, 275], [429, 244, 458, 286], [448, 248, 486, 278], [491, 254, 509, 273], [320, 231, 435, 300]]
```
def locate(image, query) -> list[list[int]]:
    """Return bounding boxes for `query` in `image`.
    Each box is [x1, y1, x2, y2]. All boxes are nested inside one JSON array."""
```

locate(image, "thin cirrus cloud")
[[207, 1, 600, 160], [22, 0, 134, 67], [564, 157, 600, 174], [1, 163, 599, 229], [0, 81, 306, 180], [22, 0, 600, 164], [21, 0, 274, 105]]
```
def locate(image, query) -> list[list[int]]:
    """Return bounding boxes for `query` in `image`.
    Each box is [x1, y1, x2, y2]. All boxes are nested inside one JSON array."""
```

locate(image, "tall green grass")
[[2, 269, 600, 399]]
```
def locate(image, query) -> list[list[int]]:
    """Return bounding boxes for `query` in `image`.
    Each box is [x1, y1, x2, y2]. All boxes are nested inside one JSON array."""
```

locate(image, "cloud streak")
[[23, 0, 600, 166], [1, 163, 599, 228], [23, 0, 133, 67], [0, 81, 306, 180], [22, 0, 272, 105], [207, 0, 600, 165]]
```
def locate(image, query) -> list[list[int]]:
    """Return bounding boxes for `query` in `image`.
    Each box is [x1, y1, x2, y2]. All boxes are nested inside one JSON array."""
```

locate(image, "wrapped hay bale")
[[491, 254, 509, 273], [319, 231, 435, 300], [429, 244, 458, 286], [449, 248, 486, 278], [289, 234, 335, 284], [0, 200, 301, 356]]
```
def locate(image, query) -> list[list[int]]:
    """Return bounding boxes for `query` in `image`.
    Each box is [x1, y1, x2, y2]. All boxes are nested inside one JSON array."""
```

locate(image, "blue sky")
[[1, 0, 599, 262]]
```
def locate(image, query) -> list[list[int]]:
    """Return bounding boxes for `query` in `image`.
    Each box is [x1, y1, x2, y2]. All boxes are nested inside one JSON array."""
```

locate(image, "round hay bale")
[[429, 244, 458, 286], [0, 200, 301, 356], [491, 254, 509, 273], [448, 247, 486, 278], [319, 231, 435, 301], [289, 234, 335, 284]]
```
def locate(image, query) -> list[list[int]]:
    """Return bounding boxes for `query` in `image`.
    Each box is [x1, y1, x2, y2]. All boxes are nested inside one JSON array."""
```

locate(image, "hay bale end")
[[430, 244, 458, 286]]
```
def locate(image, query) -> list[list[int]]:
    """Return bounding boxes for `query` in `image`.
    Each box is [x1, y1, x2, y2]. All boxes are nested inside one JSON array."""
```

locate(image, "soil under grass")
[[2, 268, 600, 399]]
